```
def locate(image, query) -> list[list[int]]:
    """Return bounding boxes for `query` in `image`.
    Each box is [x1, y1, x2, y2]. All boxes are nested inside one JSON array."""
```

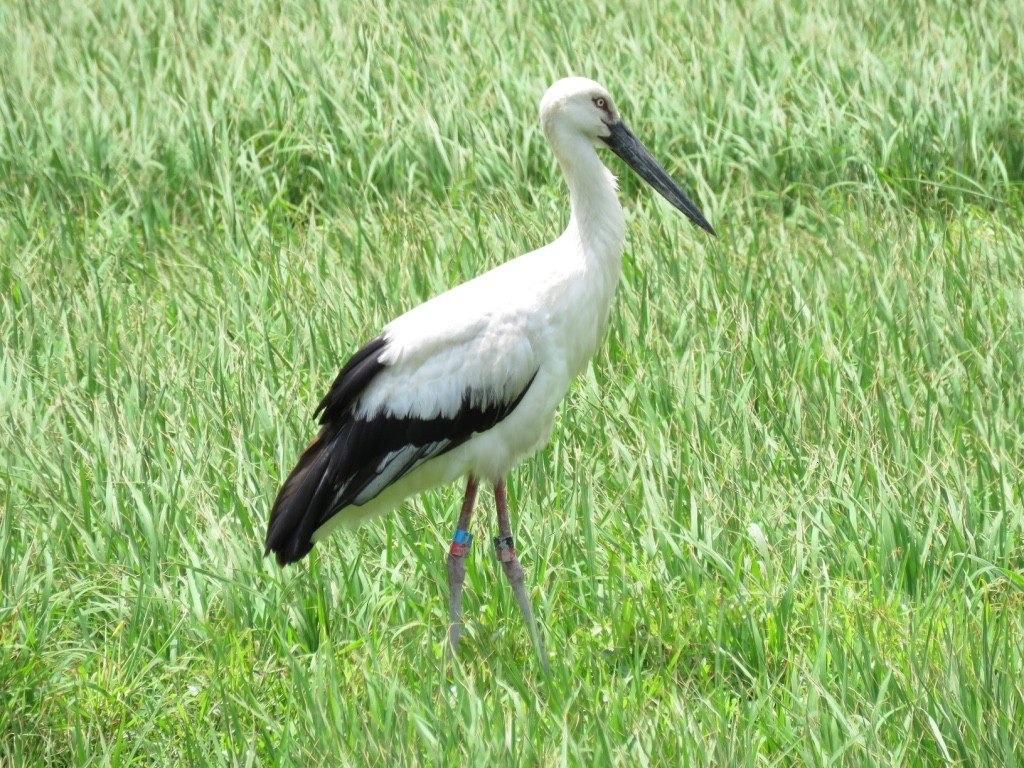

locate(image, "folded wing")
[[265, 318, 538, 565]]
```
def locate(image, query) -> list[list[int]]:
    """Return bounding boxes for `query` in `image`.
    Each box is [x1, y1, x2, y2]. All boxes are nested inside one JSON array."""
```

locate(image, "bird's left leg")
[[446, 476, 478, 662], [493, 480, 549, 670]]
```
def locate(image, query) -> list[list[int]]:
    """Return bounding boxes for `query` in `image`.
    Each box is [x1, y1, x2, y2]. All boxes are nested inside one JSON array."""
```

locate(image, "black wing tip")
[[263, 542, 285, 566], [264, 502, 321, 567], [265, 490, 319, 565], [266, 334, 391, 567], [264, 537, 314, 567], [264, 431, 335, 568]]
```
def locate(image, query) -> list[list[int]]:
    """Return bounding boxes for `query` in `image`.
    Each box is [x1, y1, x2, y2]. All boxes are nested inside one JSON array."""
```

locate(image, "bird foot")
[[495, 538, 549, 671], [446, 551, 468, 658]]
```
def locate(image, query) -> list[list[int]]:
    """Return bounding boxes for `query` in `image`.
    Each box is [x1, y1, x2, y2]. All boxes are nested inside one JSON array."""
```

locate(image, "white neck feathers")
[[549, 132, 626, 276]]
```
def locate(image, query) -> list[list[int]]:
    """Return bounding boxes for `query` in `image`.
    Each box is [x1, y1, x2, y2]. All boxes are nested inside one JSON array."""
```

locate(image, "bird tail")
[[265, 429, 337, 566]]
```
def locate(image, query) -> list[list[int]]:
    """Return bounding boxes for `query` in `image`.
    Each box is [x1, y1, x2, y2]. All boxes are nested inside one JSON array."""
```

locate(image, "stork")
[[265, 77, 716, 668]]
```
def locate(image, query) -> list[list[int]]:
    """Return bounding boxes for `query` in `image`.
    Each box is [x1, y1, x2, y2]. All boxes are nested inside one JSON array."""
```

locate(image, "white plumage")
[[266, 76, 715, 666]]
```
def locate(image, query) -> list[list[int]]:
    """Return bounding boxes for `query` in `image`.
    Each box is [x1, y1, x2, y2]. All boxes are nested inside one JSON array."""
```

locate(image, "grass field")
[[2, 0, 1024, 764]]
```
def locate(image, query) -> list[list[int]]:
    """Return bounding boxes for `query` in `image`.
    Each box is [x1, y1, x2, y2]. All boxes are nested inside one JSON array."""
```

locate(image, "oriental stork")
[[265, 76, 716, 668]]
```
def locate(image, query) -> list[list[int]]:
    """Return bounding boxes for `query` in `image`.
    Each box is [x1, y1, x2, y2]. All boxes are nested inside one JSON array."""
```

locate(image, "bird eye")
[[593, 97, 607, 110]]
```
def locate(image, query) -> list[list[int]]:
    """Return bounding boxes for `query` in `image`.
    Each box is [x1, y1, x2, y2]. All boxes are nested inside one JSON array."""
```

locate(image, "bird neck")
[[556, 144, 626, 273]]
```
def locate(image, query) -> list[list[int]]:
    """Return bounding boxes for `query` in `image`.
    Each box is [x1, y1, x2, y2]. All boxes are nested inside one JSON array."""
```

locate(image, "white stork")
[[265, 76, 716, 668]]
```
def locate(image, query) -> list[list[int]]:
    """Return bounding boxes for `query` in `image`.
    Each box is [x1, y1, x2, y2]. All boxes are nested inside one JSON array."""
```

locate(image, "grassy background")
[[2, 0, 1023, 764]]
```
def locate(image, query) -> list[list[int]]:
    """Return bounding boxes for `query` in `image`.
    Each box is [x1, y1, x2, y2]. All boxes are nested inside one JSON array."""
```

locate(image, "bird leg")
[[446, 476, 478, 661], [493, 480, 549, 670]]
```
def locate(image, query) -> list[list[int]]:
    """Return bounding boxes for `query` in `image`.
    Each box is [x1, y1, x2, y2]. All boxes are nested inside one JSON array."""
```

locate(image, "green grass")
[[2, 0, 1023, 764]]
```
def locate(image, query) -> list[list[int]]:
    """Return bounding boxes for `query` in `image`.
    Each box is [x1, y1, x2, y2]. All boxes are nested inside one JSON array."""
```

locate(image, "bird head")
[[539, 77, 717, 236], [540, 77, 620, 146]]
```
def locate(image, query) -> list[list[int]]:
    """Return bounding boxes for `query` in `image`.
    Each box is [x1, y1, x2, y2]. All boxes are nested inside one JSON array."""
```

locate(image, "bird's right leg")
[[446, 476, 478, 661], [493, 480, 549, 671]]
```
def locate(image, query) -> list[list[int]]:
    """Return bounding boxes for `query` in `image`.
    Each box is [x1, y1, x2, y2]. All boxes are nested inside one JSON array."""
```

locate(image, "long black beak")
[[601, 120, 716, 236]]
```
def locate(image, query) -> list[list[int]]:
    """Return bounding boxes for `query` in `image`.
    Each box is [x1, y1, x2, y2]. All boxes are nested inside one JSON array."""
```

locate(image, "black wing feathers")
[[330, 378, 536, 508], [314, 335, 388, 424], [265, 335, 537, 566]]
